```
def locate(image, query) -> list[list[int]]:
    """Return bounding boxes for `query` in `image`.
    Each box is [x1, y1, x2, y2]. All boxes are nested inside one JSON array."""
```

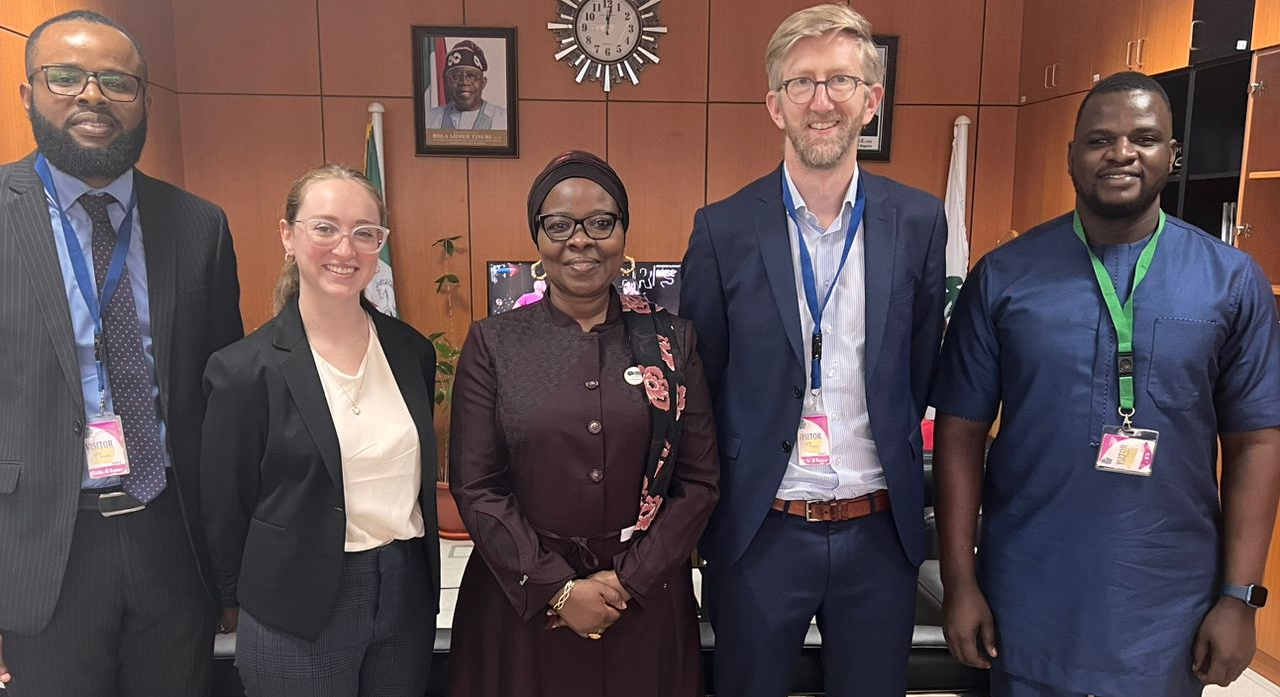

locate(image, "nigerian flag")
[[943, 115, 971, 321], [363, 103, 397, 316]]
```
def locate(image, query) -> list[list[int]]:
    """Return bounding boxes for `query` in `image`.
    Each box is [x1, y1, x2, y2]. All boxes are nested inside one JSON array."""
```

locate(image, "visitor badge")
[[797, 413, 833, 467], [624, 366, 644, 385], [1095, 425, 1158, 476], [85, 413, 130, 479]]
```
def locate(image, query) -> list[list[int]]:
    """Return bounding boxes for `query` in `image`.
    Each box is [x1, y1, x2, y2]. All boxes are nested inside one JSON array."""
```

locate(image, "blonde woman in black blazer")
[[200, 164, 439, 697]]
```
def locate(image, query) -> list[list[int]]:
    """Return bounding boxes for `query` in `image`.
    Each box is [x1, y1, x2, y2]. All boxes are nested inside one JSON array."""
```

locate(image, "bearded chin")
[[787, 121, 855, 170], [1070, 170, 1167, 220], [29, 107, 147, 182]]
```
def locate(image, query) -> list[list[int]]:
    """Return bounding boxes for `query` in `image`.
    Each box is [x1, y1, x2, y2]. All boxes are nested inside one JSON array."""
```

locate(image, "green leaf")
[[437, 363, 456, 376], [443, 274, 459, 283], [427, 332, 444, 341]]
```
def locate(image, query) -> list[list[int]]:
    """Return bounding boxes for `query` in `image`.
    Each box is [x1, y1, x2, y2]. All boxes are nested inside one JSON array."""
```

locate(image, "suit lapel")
[[860, 173, 896, 384], [371, 312, 435, 482], [273, 302, 344, 489], [136, 172, 177, 415], [6, 156, 83, 408], [755, 167, 804, 366]]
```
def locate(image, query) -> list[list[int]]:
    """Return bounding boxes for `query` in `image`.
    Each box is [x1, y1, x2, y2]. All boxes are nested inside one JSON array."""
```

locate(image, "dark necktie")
[[81, 193, 166, 503]]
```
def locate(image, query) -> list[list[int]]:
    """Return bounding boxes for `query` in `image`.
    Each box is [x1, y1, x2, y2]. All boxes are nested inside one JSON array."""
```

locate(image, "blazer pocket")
[[0, 461, 20, 494], [720, 432, 742, 460]]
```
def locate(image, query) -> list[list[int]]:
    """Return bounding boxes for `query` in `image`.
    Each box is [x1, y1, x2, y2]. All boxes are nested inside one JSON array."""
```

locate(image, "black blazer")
[[200, 298, 440, 640], [0, 154, 242, 634]]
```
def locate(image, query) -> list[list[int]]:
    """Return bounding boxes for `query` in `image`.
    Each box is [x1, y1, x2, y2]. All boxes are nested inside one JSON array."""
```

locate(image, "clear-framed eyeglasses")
[[537, 212, 620, 242], [291, 219, 390, 253], [778, 75, 868, 105], [29, 65, 144, 102]]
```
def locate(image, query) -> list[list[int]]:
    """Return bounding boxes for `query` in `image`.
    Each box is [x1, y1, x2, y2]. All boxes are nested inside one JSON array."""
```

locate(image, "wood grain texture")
[[172, 0, 320, 95], [115, 0, 178, 89], [178, 94, 325, 329], [1257, 0, 1280, 50], [466, 100, 607, 319], [604, 0, 710, 103], [705, 103, 781, 205], [0, 29, 36, 165], [970, 106, 1018, 264], [980, 0, 1025, 105], [708, 0, 984, 105], [1238, 50, 1280, 284], [1135, 0, 1193, 76], [606, 101, 706, 262], [862, 106, 978, 208], [321, 96, 472, 346], [317, 0, 463, 98], [138, 84, 184, 187], [463, 0, 604, 102], [0, 0, 113, 38], [1011, 92, 1083, 232]]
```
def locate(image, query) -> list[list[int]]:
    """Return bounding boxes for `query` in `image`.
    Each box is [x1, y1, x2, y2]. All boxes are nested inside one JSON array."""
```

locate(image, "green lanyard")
[[1072, 209, 1166, 429]]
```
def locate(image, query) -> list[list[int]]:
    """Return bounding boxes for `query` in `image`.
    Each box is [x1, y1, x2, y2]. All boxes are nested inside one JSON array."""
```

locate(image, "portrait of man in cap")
[[425, 38, 508, 131]]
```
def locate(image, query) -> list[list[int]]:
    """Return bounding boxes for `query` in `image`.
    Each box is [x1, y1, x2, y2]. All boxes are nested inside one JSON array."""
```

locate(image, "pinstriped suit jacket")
[[0, 153, 243, 634]]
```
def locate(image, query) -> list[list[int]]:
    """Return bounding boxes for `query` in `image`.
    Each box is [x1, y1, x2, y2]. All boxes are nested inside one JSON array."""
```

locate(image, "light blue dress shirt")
[[43, 163, 171, 489]]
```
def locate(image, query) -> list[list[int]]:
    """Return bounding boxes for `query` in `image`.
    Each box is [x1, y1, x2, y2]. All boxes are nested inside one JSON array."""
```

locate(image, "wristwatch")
[[1222, 583, 1269, 609]]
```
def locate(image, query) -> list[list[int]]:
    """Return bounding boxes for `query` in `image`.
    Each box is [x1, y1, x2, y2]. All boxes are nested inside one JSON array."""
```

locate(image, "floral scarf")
[[618, 294, 686, 538]]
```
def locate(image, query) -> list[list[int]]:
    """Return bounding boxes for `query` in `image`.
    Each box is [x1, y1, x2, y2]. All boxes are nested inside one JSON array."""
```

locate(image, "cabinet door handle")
[[1136, 38, 1146, 68], [1043, 64, 1051, 90], [1235, 223, 1252, 239], [1051, 63, 1060, 88], [1190, 20, 1204, 51], [1249, 80, 1267, 96], [1125, 40, 1135, 69]]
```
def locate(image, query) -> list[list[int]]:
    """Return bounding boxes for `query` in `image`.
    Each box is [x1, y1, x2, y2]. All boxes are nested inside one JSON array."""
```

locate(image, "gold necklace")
[[316, 319, 371, 415]]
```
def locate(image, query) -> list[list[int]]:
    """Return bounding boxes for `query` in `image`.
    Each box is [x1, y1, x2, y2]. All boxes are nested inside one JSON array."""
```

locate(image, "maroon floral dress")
[[448, 293, 720, 696]]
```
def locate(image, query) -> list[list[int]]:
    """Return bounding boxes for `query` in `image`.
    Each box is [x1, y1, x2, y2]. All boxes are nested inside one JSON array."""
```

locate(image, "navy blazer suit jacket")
[[679, 166, 946, 570]]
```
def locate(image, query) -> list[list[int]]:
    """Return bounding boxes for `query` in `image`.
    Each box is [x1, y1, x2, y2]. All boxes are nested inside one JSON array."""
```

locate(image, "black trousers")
[[4, 485, 215, 697]]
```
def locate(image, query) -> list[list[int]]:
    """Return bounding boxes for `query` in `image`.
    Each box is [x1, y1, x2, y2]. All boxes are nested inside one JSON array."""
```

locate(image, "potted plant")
[[430, 235, 469, 540]]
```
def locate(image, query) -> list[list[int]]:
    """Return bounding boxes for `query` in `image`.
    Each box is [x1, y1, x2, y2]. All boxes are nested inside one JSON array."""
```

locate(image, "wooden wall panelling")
[[862, 106, 979, 207], [179, 95, 325, 329], [466, 100, 607, 319], [321, 96, 472, 342], [0, 29, 36, 164], [1011, 92, 1084, 232], [970, 105, 1018, 263], [606, 102, 707, 262], [1135, 0, 1194, 76], [172, 0, 320, 95], [114, 0, 178, 90], [138, 85, 184, 187], [1237, 49, 1280, 284], [0, 0, 113, 38], [463, 0, 604, 102], [1257, 0, 1280, 50], [317, 0, 464, 98], [604, 0, 710, 103], [708, 0, 984, 105], [1089, 0, 1140, 82], [980, 0, 1025, 106], [1238, 179, 1280, 285], [705, 103, 782, 205]]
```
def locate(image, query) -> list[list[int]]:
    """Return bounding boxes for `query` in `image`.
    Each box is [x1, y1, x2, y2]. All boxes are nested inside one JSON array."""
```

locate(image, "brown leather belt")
[[772, 489, 891, 522]]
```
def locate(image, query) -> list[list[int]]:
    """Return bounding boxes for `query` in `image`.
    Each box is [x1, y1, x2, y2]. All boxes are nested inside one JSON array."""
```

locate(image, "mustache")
[[66, 107, 121, 129]]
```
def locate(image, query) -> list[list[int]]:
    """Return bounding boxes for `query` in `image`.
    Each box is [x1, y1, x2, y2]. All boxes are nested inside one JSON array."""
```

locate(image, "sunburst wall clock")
[[546, 0, 667, 92]]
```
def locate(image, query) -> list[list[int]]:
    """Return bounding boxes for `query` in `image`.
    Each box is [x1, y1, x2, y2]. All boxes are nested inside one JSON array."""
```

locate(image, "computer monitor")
[[486, 261, 682, 316]]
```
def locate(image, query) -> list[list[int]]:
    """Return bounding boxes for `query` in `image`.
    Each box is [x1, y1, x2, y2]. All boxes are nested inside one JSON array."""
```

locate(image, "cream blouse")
[[312, 323, 424, 552]]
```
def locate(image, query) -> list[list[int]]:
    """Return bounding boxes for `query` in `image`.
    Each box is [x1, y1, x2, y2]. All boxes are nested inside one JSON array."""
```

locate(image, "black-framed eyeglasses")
[[537, 212, 620, 242], [290, 219, 390, 253], [446, 69, 484, 84], [778, 75, 867, 105], [29, 65, 144, 102]]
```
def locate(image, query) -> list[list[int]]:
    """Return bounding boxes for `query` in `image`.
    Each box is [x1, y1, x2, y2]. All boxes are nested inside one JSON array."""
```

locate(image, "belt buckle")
[[804, 500, 821, 522], [99, 491, 145, 518]]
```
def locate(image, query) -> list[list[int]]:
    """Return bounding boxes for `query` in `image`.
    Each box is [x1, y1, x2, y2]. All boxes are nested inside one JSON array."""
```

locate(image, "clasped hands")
[[547, 570, 631, 640]]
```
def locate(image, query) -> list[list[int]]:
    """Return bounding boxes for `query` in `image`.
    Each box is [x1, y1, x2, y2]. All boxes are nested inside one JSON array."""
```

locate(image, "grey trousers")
[[3, 486, 216, 697], [235, 537, 434, 697]]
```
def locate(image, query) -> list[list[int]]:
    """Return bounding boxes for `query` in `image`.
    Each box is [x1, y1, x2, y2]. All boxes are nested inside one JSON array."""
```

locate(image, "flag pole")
[[368, 101, 387, 201]]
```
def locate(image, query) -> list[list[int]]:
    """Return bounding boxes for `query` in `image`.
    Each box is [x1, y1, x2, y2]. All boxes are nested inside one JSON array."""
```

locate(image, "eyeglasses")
[[29, 65, 144, 102], [446, 69, 484, 84], [778, 75, 867, 105], [291, 219, 390, 253], [537, 213, 620, 242]]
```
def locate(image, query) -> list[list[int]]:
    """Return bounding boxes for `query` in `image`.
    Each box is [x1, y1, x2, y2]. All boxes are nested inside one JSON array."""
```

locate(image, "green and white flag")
[[943, 115, 971, 321], [363, 102, 398, 317]]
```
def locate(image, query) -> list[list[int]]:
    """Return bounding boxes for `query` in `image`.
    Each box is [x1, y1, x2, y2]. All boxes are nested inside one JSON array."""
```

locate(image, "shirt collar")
[[45, 160, 135, 215], [782, 161, 860, 226]]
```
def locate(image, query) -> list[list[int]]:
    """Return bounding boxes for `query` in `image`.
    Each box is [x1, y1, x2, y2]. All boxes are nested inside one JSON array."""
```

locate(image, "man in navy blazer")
[[679, 5, 946, 695]]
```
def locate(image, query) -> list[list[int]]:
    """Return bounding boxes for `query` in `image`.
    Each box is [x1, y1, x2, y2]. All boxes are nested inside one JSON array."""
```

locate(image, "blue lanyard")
[[782, 171, 866, 392], [34, 154, 138, 412]]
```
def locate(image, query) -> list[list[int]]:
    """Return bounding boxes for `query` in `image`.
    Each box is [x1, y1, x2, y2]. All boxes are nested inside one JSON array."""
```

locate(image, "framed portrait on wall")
[[412, 26, 519, 157], [858, 34, 898, 162]]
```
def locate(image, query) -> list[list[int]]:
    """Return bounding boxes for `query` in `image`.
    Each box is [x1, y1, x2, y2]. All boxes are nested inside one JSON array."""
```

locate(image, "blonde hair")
[[272, 164, 388, 314], [765, 4, 883, 90]]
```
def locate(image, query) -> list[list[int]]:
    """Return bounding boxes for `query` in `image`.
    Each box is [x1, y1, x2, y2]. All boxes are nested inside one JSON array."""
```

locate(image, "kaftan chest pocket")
[[1146, 317, 1220, 411]]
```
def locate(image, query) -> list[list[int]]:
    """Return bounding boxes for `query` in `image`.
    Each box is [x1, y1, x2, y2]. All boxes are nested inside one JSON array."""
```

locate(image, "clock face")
[[575, 0, 641, 63]]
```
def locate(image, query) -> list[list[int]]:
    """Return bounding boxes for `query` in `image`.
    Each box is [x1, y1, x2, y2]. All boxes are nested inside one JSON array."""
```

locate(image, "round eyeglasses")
[[537, 213, 620, 242], [29, 65, 144, 102], [778, 75, 867, 105], [291, 219, 389, 253]]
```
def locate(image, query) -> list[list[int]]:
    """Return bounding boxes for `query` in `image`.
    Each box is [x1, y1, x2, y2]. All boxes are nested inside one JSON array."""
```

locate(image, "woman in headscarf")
[[447, 151, 720, 696]]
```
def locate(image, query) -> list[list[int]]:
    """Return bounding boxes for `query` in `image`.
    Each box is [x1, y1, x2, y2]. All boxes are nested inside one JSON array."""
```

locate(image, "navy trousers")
[[704, 507, 917, 697]]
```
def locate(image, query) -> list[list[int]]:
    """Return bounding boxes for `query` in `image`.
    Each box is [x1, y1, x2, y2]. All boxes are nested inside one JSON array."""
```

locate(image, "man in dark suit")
[[0, 10, 242, 696], [679, 4, 946, 696]]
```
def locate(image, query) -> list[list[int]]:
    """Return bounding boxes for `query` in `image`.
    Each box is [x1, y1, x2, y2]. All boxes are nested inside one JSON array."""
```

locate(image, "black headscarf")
[[526, 150, 629, 243]]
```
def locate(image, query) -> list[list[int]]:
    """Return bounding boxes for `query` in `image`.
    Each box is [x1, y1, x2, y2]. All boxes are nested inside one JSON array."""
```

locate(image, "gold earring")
[[531, 260, 547, 281], [284, 251, 295, 263], [620, 255, 636, 275]]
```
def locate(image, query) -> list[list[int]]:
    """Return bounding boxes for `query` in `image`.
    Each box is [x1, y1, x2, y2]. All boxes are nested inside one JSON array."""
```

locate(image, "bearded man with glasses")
[[0, 10, 243, 697], [679, 4, 948, 695]]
